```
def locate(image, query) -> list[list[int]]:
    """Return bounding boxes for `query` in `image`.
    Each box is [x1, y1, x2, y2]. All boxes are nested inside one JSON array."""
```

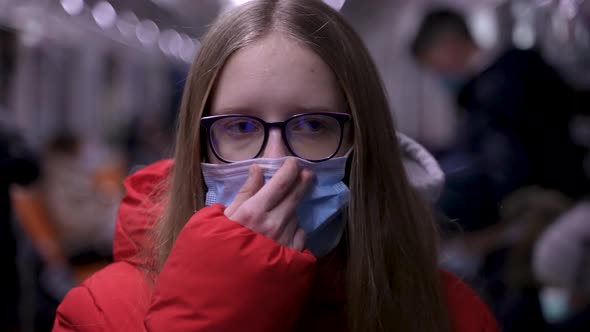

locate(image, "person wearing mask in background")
[[410, 8, 589, 283], [0, 124, 40, 332], [491, 187, 573, 331], [40, 131, 119, 269], [53, 1, 500, 331], [10, 130, 124, 330], [533, 201, 590, 331], [437, 186, 574, 330]]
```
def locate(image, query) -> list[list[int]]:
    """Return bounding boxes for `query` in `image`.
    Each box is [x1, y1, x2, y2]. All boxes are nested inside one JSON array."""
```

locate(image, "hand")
[[224, 158, 312, 250]]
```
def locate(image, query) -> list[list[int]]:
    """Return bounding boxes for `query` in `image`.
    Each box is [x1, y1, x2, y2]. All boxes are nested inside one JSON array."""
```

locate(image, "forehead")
[[209, 33, 345, 117]]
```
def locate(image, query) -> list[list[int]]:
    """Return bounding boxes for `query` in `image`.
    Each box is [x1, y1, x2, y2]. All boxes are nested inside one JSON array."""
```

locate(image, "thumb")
[[224, 164, 263, 218], [291, 228, 306, 252]]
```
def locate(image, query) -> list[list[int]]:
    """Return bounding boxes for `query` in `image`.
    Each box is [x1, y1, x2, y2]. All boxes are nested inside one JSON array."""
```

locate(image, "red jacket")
[[53, 159, 500, 332]]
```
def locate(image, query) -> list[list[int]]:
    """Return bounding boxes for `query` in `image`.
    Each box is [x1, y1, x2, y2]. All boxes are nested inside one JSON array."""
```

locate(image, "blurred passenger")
[[40, 131, 121, 267], [18, 131, 123, 290], [0, 124, 40, 331], [439, 187, 572, 306], [533, 201, 590, 331], [10, 131, 124, 329], [494, 187, 573, 331], [411, 8, 589, 233]]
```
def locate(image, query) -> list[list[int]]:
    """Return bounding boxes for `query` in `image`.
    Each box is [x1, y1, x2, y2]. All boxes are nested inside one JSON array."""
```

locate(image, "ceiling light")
[[92, 1, 116, 29], [117, 11, 139, 39], [60, 0, 84, 16], [136, 20, 160, 46], [323, 0, 346, 11], [158, 29, 181, 56]]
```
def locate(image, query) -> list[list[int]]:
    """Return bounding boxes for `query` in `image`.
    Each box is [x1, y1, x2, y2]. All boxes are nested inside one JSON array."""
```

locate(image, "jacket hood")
[[398, 133, 445, 203], [113, 159, 172, 266], [113, 137, 445, 263]]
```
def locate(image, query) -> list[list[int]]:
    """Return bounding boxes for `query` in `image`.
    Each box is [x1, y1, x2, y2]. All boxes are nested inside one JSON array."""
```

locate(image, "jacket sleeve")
[[54, 204, 316, 332], [53, 261, 153, 332], [53, 286, 108, 332], [144, 204, 317, 331]]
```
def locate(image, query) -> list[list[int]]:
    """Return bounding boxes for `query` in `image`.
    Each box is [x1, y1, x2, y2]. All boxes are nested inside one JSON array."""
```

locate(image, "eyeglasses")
[[201, 112, 352, 163]]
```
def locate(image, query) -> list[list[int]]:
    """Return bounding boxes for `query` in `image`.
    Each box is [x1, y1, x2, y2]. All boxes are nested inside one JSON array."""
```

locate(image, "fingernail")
[[249, 165, 254, 176]]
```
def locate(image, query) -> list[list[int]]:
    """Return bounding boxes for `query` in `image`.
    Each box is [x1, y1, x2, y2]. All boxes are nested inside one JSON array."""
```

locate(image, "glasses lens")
[[286, 114, 342, 161], [210, 117, 264, 161]]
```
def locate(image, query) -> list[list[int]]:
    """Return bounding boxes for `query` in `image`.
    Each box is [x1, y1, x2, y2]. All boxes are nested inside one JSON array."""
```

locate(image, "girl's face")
[[206, 33, 353, 164]]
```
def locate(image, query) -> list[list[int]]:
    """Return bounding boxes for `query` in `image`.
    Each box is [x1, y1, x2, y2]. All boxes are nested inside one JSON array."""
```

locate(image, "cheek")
[[433, 57, 455, 72], [345, 125, 354, 146], [201, 132, 221, 164], [425, 49, 457, 73], [200, 123, 222, 164], [206, 148, 213, 162], [336, 125, 354, 157], [206, 147, 223, 164]]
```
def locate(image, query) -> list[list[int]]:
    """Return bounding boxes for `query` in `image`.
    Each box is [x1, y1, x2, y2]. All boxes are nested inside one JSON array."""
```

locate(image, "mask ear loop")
[[340, 148, 353, 255], [340, 110, 354, 184], [344, 150, 354, 187], [196, 123, 209, 213]]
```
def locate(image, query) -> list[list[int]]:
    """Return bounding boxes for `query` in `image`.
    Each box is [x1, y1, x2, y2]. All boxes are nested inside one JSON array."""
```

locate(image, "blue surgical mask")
[[201, 156, 350, 257], [438, 74, 466, 95], [539, 287, 571, 324]]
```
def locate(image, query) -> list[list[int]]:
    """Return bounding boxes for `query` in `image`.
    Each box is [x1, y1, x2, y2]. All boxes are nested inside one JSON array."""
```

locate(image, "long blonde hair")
[[153, 1, 451, 331]]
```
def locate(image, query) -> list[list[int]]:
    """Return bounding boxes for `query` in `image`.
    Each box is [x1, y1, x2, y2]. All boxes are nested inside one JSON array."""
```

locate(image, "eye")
[[290, 116, 329, 133], [222, 118, 261, 135]]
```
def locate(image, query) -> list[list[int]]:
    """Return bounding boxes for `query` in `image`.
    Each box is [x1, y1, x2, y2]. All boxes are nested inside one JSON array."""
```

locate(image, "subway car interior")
[[1, 0, 590, 331]]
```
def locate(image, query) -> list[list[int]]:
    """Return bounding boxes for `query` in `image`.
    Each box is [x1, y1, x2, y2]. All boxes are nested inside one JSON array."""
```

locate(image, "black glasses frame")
[[201, 112, 352, 163]]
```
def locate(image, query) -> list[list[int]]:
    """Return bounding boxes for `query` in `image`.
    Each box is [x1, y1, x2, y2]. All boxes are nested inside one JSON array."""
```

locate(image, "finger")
[[273, 169, 313, 218], [274, 213, 299, 248], [224, 164, 263, 218], [292, 228, 306, 251], [271, 169, 312, 246], [250, 158, 300, 210]]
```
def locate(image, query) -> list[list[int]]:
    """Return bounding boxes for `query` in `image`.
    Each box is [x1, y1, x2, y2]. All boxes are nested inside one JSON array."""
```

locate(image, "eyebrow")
[[211, 105, 341, 117], [211, 107, 257, 116], [292, 105, 340, 114]]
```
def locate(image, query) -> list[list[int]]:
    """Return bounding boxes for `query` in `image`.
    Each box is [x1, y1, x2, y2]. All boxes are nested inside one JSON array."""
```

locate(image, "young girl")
[[53, 1, 499, 331]]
